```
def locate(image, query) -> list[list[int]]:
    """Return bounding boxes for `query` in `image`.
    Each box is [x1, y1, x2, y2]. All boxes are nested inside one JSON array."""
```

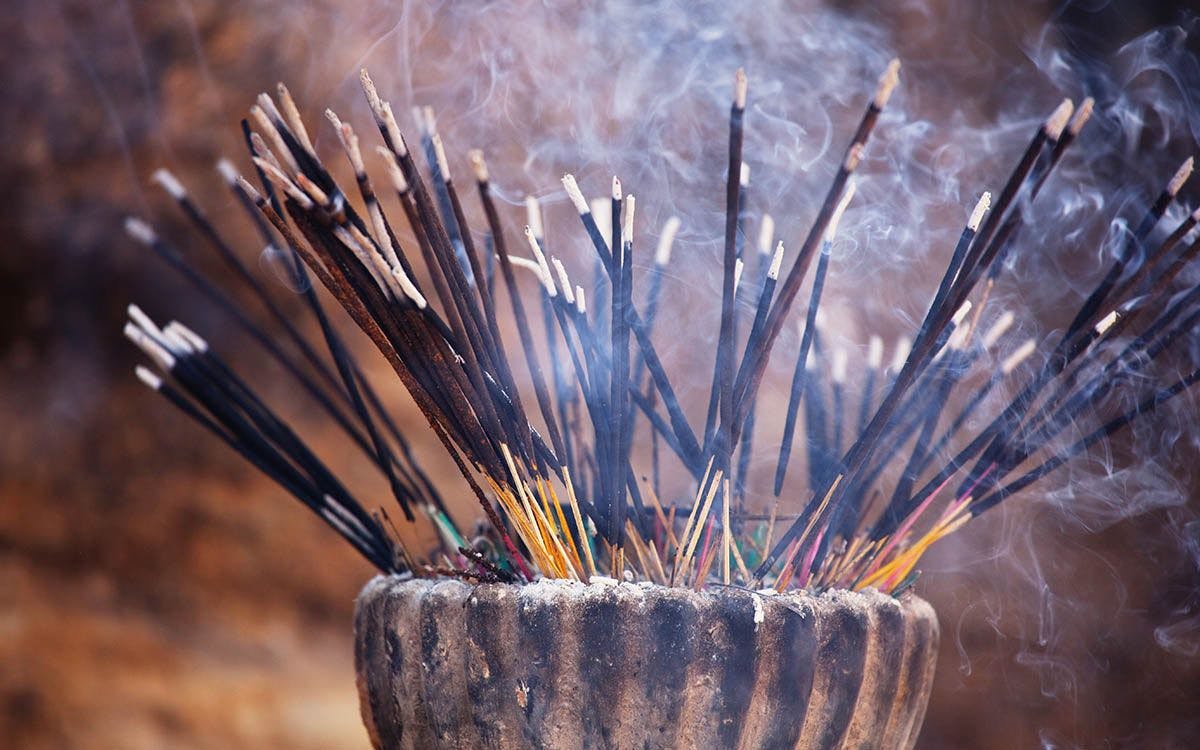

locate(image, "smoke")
[[31, 0, 1199, 743], [249, 0, 1200, 692]]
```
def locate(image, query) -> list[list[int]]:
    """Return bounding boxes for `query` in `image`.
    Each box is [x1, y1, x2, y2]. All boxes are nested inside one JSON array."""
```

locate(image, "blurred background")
[[4, 0, 1200, 747]]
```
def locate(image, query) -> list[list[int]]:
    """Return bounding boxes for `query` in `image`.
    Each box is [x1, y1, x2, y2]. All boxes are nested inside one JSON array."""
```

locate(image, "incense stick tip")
[[234, 176, 262, 201], [551, 257, 575, 305], [467, 149, 488, 183], [431, 132, 452, 182], [832, 348, 848, 384], [622, 194, 635, 245], [561, 173, 589, 214], [124, 217, 157, 245], [165, 320, 209, 352], [891, 335, 912, 371], [215, 158, 238, 185], [124, 322, 176, 370], [380, 101, 407, 156], [359, 68, 382, 110], [374, 146, 404, 191], [874, 58, 901, 108], [867, 334, 884, 369], [126, 303, 156, 333], [525, 195, 544, 239], [1168, 156, 1194, 197], [1094, 309, 1119, 336], [134, 365, 162, 391], [611, 175, 622, 201], [1044, 98, 1075, 140], [1067, 97, 1095, 136], [826, 178, 857, 241], [968, 191, 992, 232], [1002, 339, 1037, 374], [255, 92, 282, 123], [814, 309, 829, 331], [981, 310, 1015, 349], [151, 168, 186, 200], [951, 300, 973, 327], [844, 142, 865, 172], [655, 216, 681, 266], [768, 240, 785, 279], [393, 269, 428, 309], [734, 68, 748, 109], [758, 214, 775, 255]]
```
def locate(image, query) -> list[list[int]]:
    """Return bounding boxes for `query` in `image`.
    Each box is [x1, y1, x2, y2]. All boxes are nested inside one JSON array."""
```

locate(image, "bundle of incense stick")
[[123, 62, 1200, 595]]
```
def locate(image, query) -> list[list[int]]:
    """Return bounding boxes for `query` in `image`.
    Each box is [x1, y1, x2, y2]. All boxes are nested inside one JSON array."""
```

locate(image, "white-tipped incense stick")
[[1094, 310, 1119, 336], [968, 192, 992, 232], [1168, 156, 1195, 197], [1044, 98, 1075, 141], [825, 178, 857, 242], [134, 365, 163, 391], [151, 168, 187, 200], [561, 174, 589, 215], [891, 336, 912, 373], [768, 241, 785, 280], [1067, 97, 1095, 137], [758, 214, 775, 256], [655, 216, 681, 266], [551, 258, 575, 305], [215, 158, 239, 186], [524, 226, 557, 298], [525, 196, 545, 240], [868, 335, 884, 370], [981, 311, 1015, 350], [124, 217, 158, 246], [622, 195, 636, 246], [832, 348, 848, 384], [1002, 339, 1037, 374], [873, 59, 901, 110]]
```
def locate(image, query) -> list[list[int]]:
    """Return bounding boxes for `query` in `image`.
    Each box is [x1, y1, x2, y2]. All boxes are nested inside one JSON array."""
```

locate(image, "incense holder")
[[354, 575, 938, 749]]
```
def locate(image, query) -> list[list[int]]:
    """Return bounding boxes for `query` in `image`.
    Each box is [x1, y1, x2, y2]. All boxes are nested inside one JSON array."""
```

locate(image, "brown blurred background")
[[4, 1, 1200, 747]]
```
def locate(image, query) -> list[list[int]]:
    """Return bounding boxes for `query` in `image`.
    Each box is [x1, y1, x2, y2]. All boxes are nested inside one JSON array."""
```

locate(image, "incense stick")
[[121, 64, 1200, 598]]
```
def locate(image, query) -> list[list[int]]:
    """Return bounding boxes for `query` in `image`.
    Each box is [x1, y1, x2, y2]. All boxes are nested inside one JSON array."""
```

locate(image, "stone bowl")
[[354, 575, 938, 749]]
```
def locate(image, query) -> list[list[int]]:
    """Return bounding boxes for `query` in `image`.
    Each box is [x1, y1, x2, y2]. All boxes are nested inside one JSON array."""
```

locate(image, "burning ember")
[[121, 62, 1200, 596]]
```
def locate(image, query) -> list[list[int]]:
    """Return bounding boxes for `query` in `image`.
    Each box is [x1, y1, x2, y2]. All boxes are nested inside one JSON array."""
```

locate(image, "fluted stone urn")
[[354, 575, 938, 749]]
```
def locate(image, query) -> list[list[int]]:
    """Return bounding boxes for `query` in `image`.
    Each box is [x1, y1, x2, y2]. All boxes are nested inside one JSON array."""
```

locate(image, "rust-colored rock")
[[354, 576, 938, 749]]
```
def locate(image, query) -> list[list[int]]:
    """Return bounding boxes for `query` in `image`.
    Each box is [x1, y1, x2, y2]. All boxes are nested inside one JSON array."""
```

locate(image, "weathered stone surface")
[[355, 576, 938, 750]]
